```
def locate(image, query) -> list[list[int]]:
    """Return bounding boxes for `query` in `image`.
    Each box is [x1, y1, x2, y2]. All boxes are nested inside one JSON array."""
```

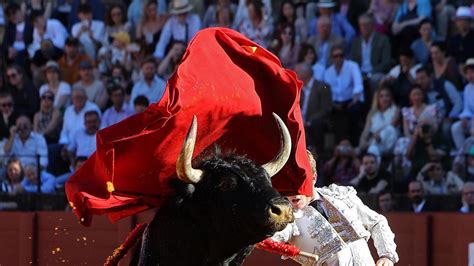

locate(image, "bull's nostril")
[[270, 205, 282, 216]]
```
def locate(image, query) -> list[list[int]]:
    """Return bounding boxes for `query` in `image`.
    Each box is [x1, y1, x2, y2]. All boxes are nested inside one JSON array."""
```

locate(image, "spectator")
[[97, 32, 134, 75], [5, 65, 40, 120], [130, 57, 166, 104], [72, 60, 108, 110], [157, 41, 186, 80], [57, 37, 94, 85], [416, 162, 464, 195], [104, 4, 131, 45], [39, 61, 71, 110], [358, 86, 400, 155], [269, 23, 299, 69], [0, 92, 19, 140], [307, 15, 344, 67], [410, 19, 437, 65], [21, 164, 56, 194], [203, 0, 237, 28], [274, 0, 307, 43], [465, 145, 474, 182], [351, 153, 390, 194], [68, 0, 105, 30], [55, 156, 87, 190], [451, 58, 474, 151], [136, 0, 168, 55], [294, 63, 332, 153], [233, 0, 272, 30], [29, 12, 67, 58], [101, 85, 134, 128], [401, 180, 439, 212], [429, 41, 463, 90], [59, 87, 100, 146], [323, 45, 364, 144], [33, 90, 62, 144], [321, 139, 360, 186], [237, 0, 273, 48], [108, 64, 132, 98], [307, 0, 355, 45], [71, 4, 106, 60], [133, 95, 150, 114], [431, 0, 455, 40], [213, 4, 234, 28], [460, 182, 474, 213], [128, 0, 167, 27], [415, 67, 462, 120], [153, 0, 201, 60], [296, 44, 325, 81], [367, 0, 398, 34], [2, 3, 32, 66], [30, 40, 63, 86], [377, 190, 396, 213], [4, 115, 48, 169], [447, 7, 474, 66], [0, 158, 24, 195], [67, 110, 100, 160], [350, 13, 392, 91]]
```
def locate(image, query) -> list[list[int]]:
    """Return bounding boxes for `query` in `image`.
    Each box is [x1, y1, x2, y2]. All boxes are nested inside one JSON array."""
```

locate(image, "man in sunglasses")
[[0, 92, 18, 140]]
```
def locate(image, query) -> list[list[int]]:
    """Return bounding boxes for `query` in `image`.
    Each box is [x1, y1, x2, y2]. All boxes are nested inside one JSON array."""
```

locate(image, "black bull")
[[132, 115, 295, 265]]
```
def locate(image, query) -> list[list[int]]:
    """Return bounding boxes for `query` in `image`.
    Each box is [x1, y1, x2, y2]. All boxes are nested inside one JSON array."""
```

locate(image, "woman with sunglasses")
[[105, 5, 131, 45], [269, 23, 299, 69], [33, 90, 62, 144], [39, 61, 71, 110]]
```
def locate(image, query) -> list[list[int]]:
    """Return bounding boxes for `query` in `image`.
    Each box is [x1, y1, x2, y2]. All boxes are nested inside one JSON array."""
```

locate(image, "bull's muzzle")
[[268, 198, 294, 231]]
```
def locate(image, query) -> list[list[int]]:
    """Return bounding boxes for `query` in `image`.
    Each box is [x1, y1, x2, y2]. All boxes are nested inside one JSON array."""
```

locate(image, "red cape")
[[66, 28, 314, 226]]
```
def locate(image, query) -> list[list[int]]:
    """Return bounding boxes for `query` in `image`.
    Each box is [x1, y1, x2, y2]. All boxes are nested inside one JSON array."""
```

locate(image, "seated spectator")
[[410, 19, 437, 65], [431, 0, 455, 40], [67, 111, 100, 160], [269, 23, 299, 69], [136, 0, 168, 55], [294, 63, 332, 154], [233, 0, 272, 30], [323, 44, 364, 144], [128, 0, 167, 27], [72, 60, 108, 110], [130, 57, 166, 104], [59, 87, 100, 146], [157, 41, 186, 80], [429, 41, 463, 90], [29, 12, 67, 58], [351, 153, 390, 194], [68, 0, 106, 29], [415, 67, 462, 120], [321, 139, 360, 186], [385, 48, 421, 107], [213, 4, 234, 28], [447, 7, 474, 66], [460, 182, 474, 213], [451, 59, 474, 151], [307, 15, 344, 67], [0, 92, 18, 140], [30, 39, 63, 86], [104, 4, 131, 45], [153, 0, 201, 60], [4, 115, 48, 168], [21, 164, 55, 194], [133, 95, 150, 114], [39, 61, 71, 110], [296, 44, 325, 81], [101, 85, 134, 128], [274, 0, 307, 43], [203, 0, 237, 28], [2, 3, 32, 66], [5, 64, 40, 120], [416, 162, 464, 195], [307, 0, 355, 45], [367, 0, 398, 34], [377, 190, 396, 213], [97, 31, 134, 75], [58, 37, 94, 85], [33, 90, 62, 144], [350, 13, 392, 90], [359, 86, 399, 156], [237, 0, 273, 48], [55, 156, 87, 190], [400, 180, 439, 212], [71, 4, 106, 60], [0, 158, 24, 195]]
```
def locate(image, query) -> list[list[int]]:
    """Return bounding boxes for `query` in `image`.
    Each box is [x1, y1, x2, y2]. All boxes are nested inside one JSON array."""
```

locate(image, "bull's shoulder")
[[316, 184, 357, 200]]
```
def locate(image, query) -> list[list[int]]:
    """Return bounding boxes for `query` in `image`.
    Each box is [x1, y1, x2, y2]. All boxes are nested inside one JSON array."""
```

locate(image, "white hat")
[[316, 0, 336, 8], [455, 6, 472, 19], [169, 0, 193, 15], [464, 58, 474, 71]]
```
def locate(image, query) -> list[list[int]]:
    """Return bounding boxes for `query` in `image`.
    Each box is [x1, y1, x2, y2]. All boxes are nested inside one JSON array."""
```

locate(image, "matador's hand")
[[376, 257, 394, 266]]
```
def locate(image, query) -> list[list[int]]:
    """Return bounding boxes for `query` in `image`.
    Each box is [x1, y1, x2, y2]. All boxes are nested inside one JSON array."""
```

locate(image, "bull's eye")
[[218, 178, 237, 191]]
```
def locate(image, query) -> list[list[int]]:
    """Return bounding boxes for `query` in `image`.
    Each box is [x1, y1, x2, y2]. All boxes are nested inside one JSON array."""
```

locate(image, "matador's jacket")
[[271, 184, 399, 265]]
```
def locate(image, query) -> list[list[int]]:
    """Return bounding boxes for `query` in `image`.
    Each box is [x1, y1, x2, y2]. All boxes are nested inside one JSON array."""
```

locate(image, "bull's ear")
[[169, 179, 195, 199]]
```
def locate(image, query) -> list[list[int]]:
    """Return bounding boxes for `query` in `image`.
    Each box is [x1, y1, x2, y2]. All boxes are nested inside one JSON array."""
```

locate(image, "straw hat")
[[169, 0, 193, 15]]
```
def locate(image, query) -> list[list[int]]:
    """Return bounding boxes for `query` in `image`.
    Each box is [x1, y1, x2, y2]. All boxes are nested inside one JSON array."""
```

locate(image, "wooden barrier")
[[0, 212, 473, 265]]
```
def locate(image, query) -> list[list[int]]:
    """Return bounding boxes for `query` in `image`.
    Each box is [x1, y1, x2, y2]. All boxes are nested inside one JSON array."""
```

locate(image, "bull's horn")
[[262, 113, 292, 178], [176, 115, 204, 183]]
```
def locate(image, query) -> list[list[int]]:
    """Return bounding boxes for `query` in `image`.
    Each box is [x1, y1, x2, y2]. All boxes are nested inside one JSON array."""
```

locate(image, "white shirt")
[[413, 200, 426, 213], [153, 14, 201, 59], [39, 82, 72, 108], [9, 132, 48, 168], [130, 75, 166, 104], [361, 34, 374, 73], [30, 19, 68, 57], [59, 101, 101, 145], [13, 22, 26, 51], [72, 20, 106, 59], [312, 63, 326, 82], [101, 104, 134, 128], [68, 128, 96, 158], [460, 83, 474, 119], [323, 60, 364, 103]]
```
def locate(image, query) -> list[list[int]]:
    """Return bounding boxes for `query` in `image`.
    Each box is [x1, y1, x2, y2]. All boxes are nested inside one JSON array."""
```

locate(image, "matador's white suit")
[[271, 184, 399, 265]]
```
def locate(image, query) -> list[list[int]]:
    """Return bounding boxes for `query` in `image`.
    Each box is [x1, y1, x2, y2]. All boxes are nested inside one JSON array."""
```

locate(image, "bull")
[[133, 114, 294, 265]]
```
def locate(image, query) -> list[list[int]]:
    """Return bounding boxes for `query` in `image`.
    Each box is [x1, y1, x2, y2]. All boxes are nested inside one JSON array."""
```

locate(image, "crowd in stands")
[[0, 0, 473, 214]]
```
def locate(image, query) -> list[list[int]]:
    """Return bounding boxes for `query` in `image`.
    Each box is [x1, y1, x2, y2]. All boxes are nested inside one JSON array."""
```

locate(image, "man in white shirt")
[[71, 4, 106, 60], [29, 12, 67, 57], [68, 110, 100, 160], [101, 85, 134, 128], [130, 58, 166, 104], [4, 115, 48, 168], [153, 0, 201, 60], [460, 182, 474, 213], [452, 59, 474, 151]]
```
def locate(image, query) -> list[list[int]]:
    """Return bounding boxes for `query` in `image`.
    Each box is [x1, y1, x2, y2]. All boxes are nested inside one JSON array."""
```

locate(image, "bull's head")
[[175, 114, 294, 242]]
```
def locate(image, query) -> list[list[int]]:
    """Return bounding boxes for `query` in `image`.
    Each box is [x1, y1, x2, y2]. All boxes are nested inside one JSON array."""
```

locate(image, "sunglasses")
[[0, 102, 13, 108], [332, 53, 344, 58], [41, 95, 54, 101], [7, 73, 18, 79]]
